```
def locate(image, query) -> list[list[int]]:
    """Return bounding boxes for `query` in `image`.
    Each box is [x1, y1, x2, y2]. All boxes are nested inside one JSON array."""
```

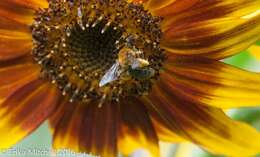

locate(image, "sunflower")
[[248, 43, 260, 59], [0, 0, 260, 157]]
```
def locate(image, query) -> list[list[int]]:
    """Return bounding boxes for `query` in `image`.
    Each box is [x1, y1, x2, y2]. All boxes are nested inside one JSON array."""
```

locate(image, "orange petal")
[[50, 101, 83, 152], [160, 0, 260, 59], [162, 56, 260, 108], [50, 101, 120, 157], [0, 16, 30, 33], [0, 11, 32, 61], [0, 29, 31, 39], [128, 0, 147, 4], [0, 60, 40, 102], [143, 84, 260, 156], [0, 0, 48, 32], [147, 0, 199, 16], [0, 29, 32, 61], [3, 0, 49, 10], [0, 79, 60, 149], [146, 0, 176, 11], [118, 99, 160, 157], [0, 1, 36, 25]]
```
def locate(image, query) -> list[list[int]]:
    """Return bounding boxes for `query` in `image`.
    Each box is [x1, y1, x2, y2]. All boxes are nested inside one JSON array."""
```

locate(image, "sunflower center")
[[65, 20, 123, 75], [31, 0, 164, 105]]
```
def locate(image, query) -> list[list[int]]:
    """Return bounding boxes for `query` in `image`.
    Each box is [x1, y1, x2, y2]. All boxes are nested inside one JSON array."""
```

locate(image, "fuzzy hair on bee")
[[99, 47, 155, 87]]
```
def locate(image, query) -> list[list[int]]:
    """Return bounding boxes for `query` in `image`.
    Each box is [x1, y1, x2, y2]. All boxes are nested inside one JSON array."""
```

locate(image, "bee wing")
[[99, 61, 121, 87]]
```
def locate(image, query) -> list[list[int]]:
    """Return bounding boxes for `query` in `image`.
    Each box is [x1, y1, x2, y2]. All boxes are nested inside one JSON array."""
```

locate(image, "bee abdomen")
[[128, 67, 155, 80]]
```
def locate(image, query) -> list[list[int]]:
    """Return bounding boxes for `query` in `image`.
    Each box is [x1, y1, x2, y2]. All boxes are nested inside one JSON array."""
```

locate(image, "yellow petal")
[[160, 0, 260, 59], [162, 56, 260, 108], [144, 85, 260, 156], [51, 101, 84, 152], [151, 117, 185, 143], [147, 0, 199, 16], [0, 80, 60, 149], [118, 99, 160, 157], [50, 101, 120, 157], [248, 44, 260, 60]]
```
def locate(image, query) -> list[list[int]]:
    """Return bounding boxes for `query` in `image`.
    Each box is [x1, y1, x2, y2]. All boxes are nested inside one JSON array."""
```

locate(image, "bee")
[[99, 47, 155, 87]]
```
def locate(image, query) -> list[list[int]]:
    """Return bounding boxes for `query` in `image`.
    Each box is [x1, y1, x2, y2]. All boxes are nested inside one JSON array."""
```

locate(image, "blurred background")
[[0, 42, 260, 157]]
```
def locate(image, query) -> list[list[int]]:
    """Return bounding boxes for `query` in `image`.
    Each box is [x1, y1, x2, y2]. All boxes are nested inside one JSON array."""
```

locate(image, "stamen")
[[92, 16, 104, 28], [101, 21, 112, 34]]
